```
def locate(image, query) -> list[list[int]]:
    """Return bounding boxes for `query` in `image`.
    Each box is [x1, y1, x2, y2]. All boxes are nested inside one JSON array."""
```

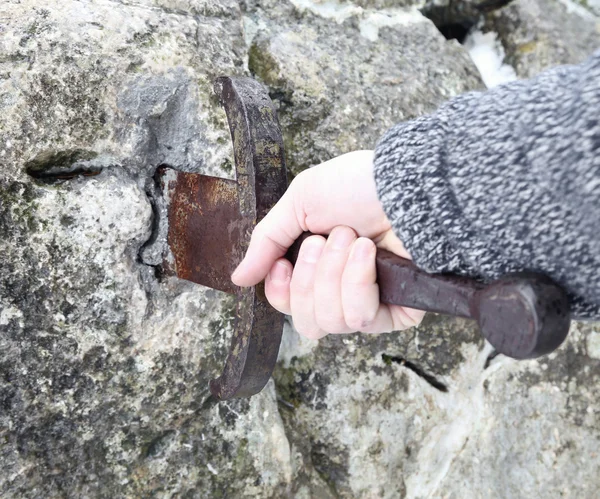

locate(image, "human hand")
[[231, 150, 425, 339]]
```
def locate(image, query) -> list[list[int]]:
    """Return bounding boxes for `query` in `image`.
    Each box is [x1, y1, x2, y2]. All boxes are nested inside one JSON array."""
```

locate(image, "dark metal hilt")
[[376, 249, 571, 359], [287, 234, 571, 360]]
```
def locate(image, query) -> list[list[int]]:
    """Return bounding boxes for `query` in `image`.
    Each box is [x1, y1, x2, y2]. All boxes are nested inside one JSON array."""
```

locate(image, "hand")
[[231, 150, 425, 339]]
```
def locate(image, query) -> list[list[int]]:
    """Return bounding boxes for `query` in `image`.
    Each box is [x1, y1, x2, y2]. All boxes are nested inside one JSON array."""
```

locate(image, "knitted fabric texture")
[[374, 50, 600, 320]]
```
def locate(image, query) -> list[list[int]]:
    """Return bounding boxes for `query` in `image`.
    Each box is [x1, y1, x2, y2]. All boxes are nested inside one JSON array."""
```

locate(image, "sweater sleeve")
[[373, 50, 600, 320]]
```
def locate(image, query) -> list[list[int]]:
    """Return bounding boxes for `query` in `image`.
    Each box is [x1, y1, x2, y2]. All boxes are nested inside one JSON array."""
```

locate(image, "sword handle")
[[286, 232, 571, 359]]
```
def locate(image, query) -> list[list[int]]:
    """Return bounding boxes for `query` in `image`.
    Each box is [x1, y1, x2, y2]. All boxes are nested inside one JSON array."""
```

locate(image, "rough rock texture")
[[1, 0, 599, 497], [1, 1, 287, 496], [244, 0, 482, 175], [484, 0, 600, 78]]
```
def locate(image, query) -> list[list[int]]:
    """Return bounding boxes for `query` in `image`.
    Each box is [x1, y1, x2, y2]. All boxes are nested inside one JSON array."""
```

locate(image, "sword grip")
[[285, 232, 571, 360]]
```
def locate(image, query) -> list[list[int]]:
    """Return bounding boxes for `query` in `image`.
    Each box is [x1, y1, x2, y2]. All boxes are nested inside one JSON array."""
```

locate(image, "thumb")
[[374, 230, 412, 260], [231, 189, 304, 287]]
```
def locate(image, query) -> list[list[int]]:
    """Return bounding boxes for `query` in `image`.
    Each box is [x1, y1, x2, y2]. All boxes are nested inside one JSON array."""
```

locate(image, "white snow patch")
[[359, 8, 426, 42], [405, 343, 496, 497], [0, 306, 23, 326], [289, 0, 363, 23], [589, 0, 600, 14], [556, 0, 598, 19], [464, 29, 517, 88], [586, 329, 600, 359], [289, 0, 425, 40]]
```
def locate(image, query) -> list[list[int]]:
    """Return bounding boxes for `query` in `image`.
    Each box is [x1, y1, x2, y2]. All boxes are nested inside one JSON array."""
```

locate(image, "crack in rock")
[[382, 353, 449, 392]]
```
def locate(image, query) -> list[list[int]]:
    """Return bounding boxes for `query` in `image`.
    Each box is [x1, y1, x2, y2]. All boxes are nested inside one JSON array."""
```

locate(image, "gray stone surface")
[[1, 0, 599, 497], [245, 0, 483, 175], [484, 0, 600, 78]]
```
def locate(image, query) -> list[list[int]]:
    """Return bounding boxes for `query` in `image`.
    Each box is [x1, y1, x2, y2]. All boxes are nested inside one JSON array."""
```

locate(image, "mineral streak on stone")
[[1, 0, 599, 497]]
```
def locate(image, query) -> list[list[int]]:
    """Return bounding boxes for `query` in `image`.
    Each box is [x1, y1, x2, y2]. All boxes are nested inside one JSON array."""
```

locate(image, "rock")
[[274, 315, 483, 498], [245, 0, 483, 175], [0, 1, 287, 496], [484, 0, 600, 78], [1, 0, 599, 497], [441, 322, 600, 498], [276, 318, 600, 497]]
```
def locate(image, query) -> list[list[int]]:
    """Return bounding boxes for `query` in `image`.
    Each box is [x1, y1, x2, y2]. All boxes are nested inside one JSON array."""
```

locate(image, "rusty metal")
[[161, 76, 287, 399], [374, 249, 571, 359], [162, 76, 572, 401], [160, 170, 241, 294]]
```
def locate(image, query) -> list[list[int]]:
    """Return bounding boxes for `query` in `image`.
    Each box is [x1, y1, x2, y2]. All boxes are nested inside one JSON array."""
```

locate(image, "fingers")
[[231, 188, 304, 287], [341, 237, 399, 333], [290, 235, 328, 340], [341, 237, 385, 332], [263, 228, 425, 339], [267, 228, 360, 335], [341, 237, 425, 333], [314, 226, 357, 333], [264, 258, 293, 315]]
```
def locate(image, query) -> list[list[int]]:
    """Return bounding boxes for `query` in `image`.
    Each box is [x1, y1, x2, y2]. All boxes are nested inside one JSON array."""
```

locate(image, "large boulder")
[[0, 0, 599, 497], [484, 0, 600, 78], [244, 0, 482, 175]]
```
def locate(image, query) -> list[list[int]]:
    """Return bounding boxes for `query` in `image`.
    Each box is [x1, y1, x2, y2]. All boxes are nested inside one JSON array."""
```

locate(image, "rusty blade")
[[159, 169, 246, 295]]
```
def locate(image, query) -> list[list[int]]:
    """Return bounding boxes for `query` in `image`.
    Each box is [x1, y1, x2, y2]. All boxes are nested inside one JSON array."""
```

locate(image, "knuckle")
[[318, 261, 342, 281], [288, 173, 306, 201], [290, 171, 313, 207], [251, 220, 267, 240], [314, 293, 345, 333], [291, 169, 310, 187]]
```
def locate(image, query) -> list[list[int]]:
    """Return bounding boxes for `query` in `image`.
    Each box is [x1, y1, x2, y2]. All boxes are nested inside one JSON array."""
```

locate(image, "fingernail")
[[270, 261, 291, 284], [350, 238, 374, 261], [301, 239, 324, 263], [329, 227, 355, 250]]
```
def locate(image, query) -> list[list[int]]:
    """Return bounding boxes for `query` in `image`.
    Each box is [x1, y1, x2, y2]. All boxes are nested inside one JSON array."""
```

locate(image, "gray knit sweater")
[[374, 50, 600, 320]]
